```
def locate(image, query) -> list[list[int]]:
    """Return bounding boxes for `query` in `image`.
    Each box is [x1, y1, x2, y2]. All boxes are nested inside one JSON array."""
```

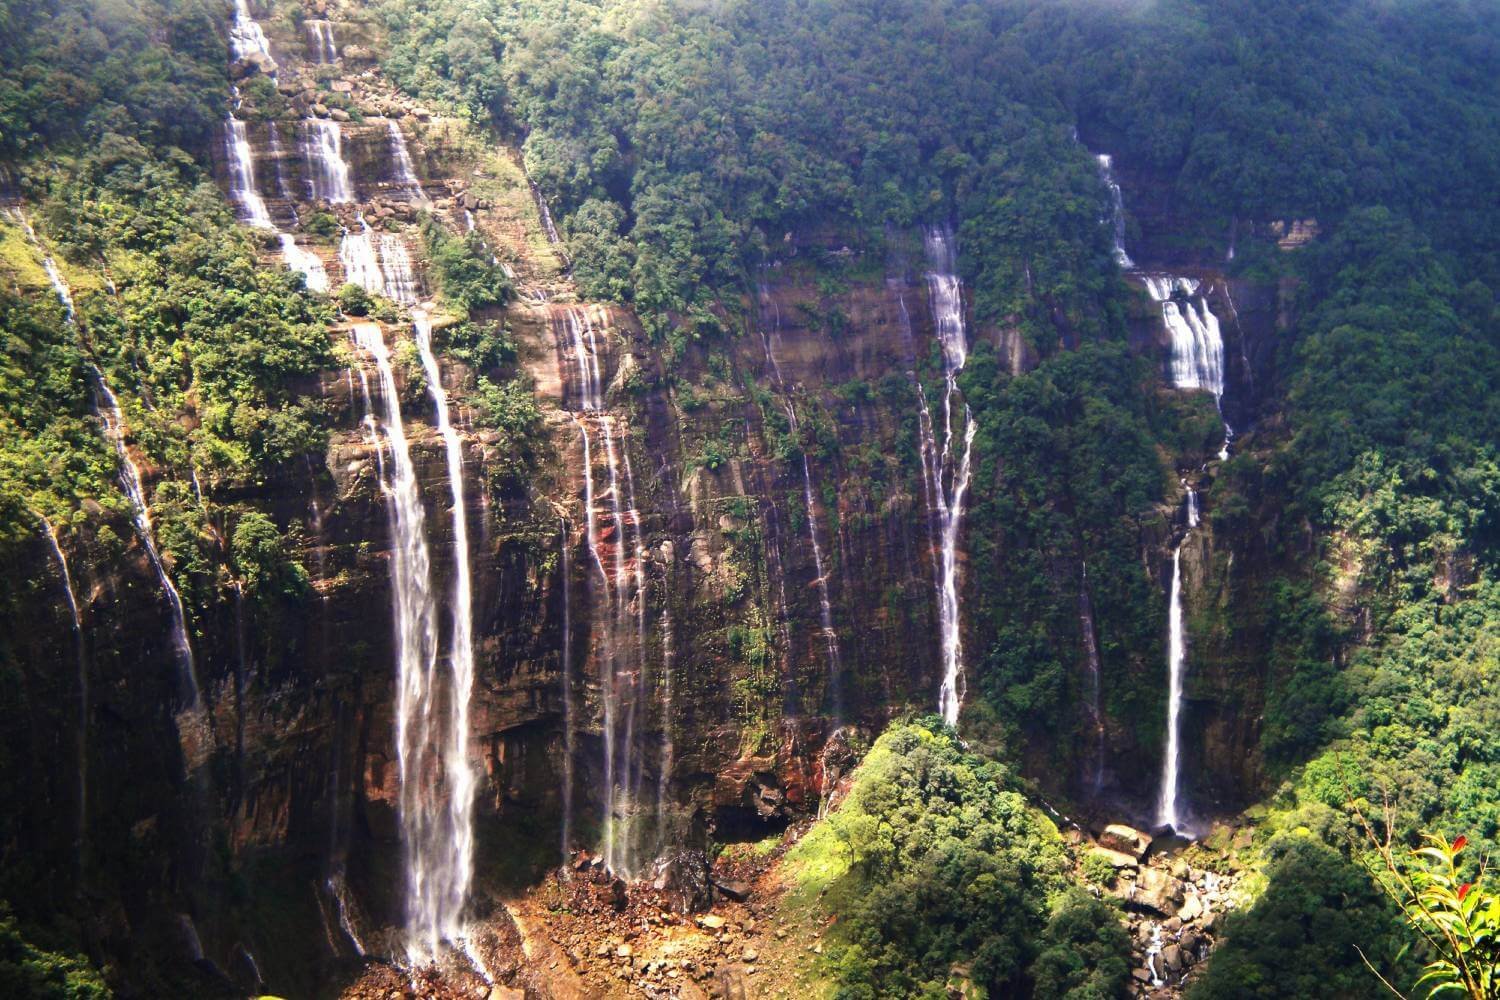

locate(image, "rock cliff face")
[[0, 2, 1305, 994]]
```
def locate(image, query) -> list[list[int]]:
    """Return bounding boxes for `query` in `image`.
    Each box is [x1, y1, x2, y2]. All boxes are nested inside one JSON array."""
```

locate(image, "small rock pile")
[[1085, 823, 1244, 998]]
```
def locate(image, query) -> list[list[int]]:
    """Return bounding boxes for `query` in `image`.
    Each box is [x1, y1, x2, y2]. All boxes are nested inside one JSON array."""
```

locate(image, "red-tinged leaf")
[[1459, 882, 1473, 900], [1453, 835, 1468, 854]]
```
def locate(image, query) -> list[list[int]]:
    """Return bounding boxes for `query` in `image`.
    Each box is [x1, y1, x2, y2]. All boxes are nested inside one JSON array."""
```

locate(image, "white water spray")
[[303, 119, 355, 204], [1157, 486, 1198, 833], [353, 323, 471, 963], [920, 227, 976, 727]]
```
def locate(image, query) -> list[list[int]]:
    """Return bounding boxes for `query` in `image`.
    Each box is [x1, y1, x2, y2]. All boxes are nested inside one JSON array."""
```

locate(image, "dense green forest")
[[0, 0, 1498, 996]]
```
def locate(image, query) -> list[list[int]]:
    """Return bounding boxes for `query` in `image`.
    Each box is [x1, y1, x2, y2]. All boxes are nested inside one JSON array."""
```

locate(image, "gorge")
[[0, 0, 1497, 998]]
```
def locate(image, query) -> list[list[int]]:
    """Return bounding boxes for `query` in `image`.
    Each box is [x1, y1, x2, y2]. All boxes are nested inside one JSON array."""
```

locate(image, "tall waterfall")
[[303, 119, 355, 204], [757, 284, 842, 714], [224, 118, 272, 228], [1096, 154, 1134, 269], [1157, 486, 1198, 832], [920, 226, 976, 727], [40, 516, 88, 864], [228, 0, 272, 64], [385, 121, 425, 202], [353, 322, 473, 963], [412, 311, 478, 954], [1079, 563, 1105, 793], [553, 305, 653, 875], [94, 375, 200, 707], [1095, 151, 1232, 456], [305, 19, 338, 63], [11, 210, 200, 706]]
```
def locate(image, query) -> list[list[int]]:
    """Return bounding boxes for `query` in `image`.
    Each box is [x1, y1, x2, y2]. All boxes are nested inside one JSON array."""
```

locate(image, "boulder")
[[231, 52, 278, 79], [1099, 824, 1153, 860], [698, 914, 727, 930], [652, 850, 715, 913], [1090, 846, 1139, 871], [1128, 867, 1185, 917], [714, 879, 752, 903], [486, 987, 524, 1000], [331, 79, 355, 93], [329, 108, 351, 123]]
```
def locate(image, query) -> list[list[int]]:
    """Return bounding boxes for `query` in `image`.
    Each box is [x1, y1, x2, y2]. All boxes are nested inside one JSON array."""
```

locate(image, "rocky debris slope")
[[1081, 822, 1247, 997]]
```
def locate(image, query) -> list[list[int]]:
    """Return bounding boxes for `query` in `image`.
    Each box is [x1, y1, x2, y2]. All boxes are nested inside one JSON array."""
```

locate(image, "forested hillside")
[[0, 0, 1496, 997]]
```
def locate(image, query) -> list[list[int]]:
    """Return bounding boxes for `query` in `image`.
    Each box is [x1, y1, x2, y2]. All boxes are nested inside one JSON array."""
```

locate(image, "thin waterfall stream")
[[919, 226, 975, 727]]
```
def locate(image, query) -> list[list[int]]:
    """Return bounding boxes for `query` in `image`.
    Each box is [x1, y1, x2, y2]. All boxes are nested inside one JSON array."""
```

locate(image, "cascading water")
[[228, 0, 272, 64], [305, 19, 338, 63], [303, 119, 355, 204], [919, 226, 976, 727], [13, 210, 201, 706], [339, 219, 385, 297], [225, 118, 329, 290], [278, 234, 329, 293], [385, 121, 426, 202], [352, 322, 473, 964], [1143, 276, 1233, 458], [224, 118, 272, 228], [757, 284, 842, 713], [1157, 486, 1198, 833], [1095, 154, 1134, 269], [553, 305, 652, 875], [94, 375, 200, 707], [378, 233, 420, 305]]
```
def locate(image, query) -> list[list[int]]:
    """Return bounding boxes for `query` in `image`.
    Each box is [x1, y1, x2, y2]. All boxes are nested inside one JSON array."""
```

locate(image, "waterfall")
[[266, 122, 295, 201], [1079, 562, 1105, 794], [305, 19, 338, 63], [758, 283, 842, 715], [411, 311, 478, 953], [225, 119, 329, 290], [385, 121, 425, 202], [1095, 154, 1134, 269], [559, 522, 575, 862], [228, 0, 272, 63], [530, 181, 561, 245], [278, 233, 329, 293], [352, 322, 470, 963], [1157, 486, 1198, 833], [12, 208, 201, 707], [554, 305, 650, 875], [379, 234, 420, 305], [1144, 277, 1225, 396], [1143, 276, 1232, 457], [920, 226, 976, 727], [224, 118, 272, 228], [39, 516, 88, 867], [94, 374, 200, 707], [303, 119, 355, 204], [339, 219, 384, 297]]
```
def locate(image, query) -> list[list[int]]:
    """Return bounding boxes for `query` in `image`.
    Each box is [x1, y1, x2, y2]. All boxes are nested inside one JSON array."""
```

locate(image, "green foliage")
[[230, 511, 308, 601], [0, 0, 224, 156], [0, 904, 109, 999], [785, 721, 1117, 998], [442, 319, 515, 372], [1028, 892, 1131, 1000], [962, 341, 1167, 761], [337, 282, 372, 316], [420, 215, 512, 312], [1376, 834, 1500, 999], [1188, 836, 1413, 1000]]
